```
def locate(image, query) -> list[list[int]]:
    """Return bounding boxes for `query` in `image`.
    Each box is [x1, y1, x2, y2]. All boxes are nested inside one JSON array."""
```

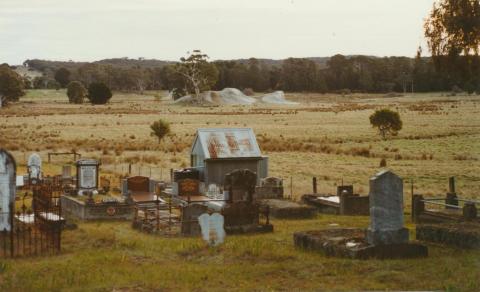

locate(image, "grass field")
[[1, 89, 479, 291]]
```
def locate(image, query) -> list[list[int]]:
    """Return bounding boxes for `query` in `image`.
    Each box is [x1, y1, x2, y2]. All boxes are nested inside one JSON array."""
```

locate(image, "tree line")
[[19, 53, 480, 95]]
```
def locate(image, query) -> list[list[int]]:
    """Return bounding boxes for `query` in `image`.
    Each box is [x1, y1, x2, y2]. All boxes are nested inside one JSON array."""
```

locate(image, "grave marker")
[[0, 150, 16, 231], [27, 153, 42, 183], [198, 213, 226, 246], [76, 159, 100, 192], [366, 170, 409, 245]]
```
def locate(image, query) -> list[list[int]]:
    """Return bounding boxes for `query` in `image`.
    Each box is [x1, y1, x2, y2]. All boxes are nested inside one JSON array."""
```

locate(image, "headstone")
[[224, 169, 256, 203], [181, 204, 208, 236], [76, 159, 100, 192], [0, 150, 16, 231], [62, 165, 72, 178], [198, 213, 226, 246], [178, 178, 200, 197], [261, 177, 283, 187], [206, 184, 222, 199], [126, 176, 150, 193], [255, 176, 284, 199], [366, 170, 408, 245], [337, 185, 353, 196], [27, 153, 42, 183]]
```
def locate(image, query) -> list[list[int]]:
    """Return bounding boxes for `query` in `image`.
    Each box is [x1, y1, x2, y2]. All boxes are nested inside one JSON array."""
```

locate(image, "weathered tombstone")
[[178, 178, 200, 197], [337, 185, 353, 196], [181, 204, 208, 236], [27, 153, 42, 183], [0, 150, 16, 231], [76, 159, 100, 193], [255, 177, 284, 199], [62, 165, 72, 178], [206, 184, 222, 199], [126, 176, 150, 194], [224, 169, 256, 203], [366, 170, 409, 245], [198, 213, 226, 246]]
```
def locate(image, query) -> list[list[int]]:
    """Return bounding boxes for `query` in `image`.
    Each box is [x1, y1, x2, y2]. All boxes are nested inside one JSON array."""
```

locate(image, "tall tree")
[[424, 0, 480, 89], [175, 50, 219, 102]]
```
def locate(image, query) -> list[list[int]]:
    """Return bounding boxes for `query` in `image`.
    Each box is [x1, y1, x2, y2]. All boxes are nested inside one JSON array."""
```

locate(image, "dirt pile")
[[174, 88, 297, 105]]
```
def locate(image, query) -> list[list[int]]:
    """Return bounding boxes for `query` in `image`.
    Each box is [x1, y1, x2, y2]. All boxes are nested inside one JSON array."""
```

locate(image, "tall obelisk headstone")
[[366, 170, 409, 245], [0, 150, 16, 231]]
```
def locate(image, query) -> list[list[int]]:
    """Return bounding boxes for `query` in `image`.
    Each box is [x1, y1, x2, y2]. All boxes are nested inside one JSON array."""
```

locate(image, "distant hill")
[[21, 55, 411, 75]]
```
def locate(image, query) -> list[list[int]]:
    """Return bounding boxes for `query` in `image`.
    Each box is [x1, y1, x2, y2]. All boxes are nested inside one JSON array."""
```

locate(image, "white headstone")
[[198, 213, 226, 246], [62, 165, 72, 178], [76, 159, 99, 190], [0, 150, 16, 231], [27, 153, 42, 180]]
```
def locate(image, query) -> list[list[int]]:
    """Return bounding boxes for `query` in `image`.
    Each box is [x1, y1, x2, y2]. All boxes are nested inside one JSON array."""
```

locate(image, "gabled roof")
[[192, 128, 262, 159]]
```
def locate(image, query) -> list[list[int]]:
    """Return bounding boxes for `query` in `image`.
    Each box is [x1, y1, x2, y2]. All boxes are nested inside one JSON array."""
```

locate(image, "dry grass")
[[1, 89, 480, 290], [2, 90, 478, 199]]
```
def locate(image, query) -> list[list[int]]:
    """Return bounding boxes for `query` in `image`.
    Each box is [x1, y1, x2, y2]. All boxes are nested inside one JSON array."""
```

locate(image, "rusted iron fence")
[[0, 185, 63, 258]]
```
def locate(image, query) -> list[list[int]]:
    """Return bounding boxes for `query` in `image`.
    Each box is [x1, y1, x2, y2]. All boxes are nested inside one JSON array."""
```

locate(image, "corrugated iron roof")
[[193, 128, 262, 159]]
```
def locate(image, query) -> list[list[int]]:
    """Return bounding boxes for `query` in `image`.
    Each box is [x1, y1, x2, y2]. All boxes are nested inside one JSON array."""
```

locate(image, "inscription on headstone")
[[0, 150, 16, 231], [366, 170, 409, 245], [76, 159, 100, 191], [178, 178, 200, 197]]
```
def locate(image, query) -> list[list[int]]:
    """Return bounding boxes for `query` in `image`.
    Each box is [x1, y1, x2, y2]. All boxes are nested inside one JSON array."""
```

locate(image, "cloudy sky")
[[1, 0, 435, 65]]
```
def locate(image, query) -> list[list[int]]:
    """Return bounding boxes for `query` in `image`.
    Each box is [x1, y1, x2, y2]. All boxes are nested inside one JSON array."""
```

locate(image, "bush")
[[87, 82, 112, 105], [0, 64, 25, 105], [150, 119, 171, 143], [67, 81, 87, 104], [369, 109, 402, 139], [54, 67, 71, 88]]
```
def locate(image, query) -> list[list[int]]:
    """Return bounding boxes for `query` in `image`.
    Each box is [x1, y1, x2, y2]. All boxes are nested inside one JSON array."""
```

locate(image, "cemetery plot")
[[412, 177, 479, 224], [2, 185, 64, 258], [302, 183, 369, 216], [294, 170, 428, 259]]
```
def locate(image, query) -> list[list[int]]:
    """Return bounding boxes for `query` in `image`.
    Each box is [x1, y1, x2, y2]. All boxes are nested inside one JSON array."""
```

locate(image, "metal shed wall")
[[205, 159, 262, 187]]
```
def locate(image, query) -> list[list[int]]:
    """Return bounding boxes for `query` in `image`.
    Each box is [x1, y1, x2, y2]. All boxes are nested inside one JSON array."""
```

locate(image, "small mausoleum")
[[190, 128, 268, 187]]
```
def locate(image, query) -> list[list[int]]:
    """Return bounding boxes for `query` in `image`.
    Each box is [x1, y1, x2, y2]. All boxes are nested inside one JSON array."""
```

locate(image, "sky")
[[0, 0, 436, 65]]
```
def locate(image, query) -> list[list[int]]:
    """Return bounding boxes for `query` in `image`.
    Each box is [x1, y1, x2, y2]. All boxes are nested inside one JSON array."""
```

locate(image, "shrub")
[[380, 158, 387, 167], [67, 81, 87, 104], [150, 119, 171, 143], [0, 64, 25, 105], [87, 82, 112, 105], [54, 67, 71, 88], [369, 109, 403, 139]]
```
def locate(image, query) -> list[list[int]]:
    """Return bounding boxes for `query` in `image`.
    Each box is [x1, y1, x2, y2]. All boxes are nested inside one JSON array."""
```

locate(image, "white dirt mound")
[[217, 88, 257, 105], [174, 88, 297, 105], [261, 91, 298, 105]]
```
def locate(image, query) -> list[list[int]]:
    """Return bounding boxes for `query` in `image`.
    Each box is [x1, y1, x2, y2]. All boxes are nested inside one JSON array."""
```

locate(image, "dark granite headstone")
[[224, 169, 256, 203]]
